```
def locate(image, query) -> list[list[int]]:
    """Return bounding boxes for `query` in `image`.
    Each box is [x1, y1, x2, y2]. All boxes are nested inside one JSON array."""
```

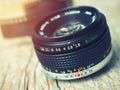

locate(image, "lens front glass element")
[[52, 21, 85, 37], [39, 9, 96, 38]]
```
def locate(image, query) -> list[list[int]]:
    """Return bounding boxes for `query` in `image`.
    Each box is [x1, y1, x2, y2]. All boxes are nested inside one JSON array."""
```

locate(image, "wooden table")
[[0, 0, 120, 90]]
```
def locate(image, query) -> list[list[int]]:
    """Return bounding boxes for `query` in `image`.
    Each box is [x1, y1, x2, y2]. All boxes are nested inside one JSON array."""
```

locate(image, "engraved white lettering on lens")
[[40, 21, 49, 31], [68, 46, 73, 50], [67, 46, 70, 50], [70, 45, 73, 49], [55, 48, 58, 51], [39, 32, 44, 36], [85, 11, 92, 15], [50, 15, 61, 21], [45, 48, 49, 52], [56, 48, 61, 52], [65, 10, 80, 16], [92, 16, 96, 23], [58, 48, 61, 51], [63, 47, 66, 50], [73, 43, 80, 48], [51, 48, 54, 52], [40, 47, 45, 51], [77, 43, 81, 47]]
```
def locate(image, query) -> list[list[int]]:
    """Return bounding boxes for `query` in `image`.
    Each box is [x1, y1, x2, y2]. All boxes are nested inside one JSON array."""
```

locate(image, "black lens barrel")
[[33, 6, 109, 54], [32, 6, 112, 75]]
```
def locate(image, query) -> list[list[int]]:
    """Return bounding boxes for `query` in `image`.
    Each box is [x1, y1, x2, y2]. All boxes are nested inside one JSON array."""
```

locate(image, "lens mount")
[[32, 6, 112, 80]]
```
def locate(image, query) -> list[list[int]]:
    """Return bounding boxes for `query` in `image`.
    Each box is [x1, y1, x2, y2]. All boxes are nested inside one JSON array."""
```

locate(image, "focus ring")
[[35, 29, 111, 73]]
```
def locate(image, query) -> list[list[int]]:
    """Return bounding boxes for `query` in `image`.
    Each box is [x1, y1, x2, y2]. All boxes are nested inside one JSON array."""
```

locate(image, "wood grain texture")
[[0, 0, 120, 90]]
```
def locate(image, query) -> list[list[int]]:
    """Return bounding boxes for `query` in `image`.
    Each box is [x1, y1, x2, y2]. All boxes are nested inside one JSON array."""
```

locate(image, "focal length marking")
[[39, 43, 81, 52], [38, 35, 97, 53]]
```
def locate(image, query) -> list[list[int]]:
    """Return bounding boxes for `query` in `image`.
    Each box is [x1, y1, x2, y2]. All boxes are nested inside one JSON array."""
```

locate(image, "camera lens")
[[32, 6, 112, 80]]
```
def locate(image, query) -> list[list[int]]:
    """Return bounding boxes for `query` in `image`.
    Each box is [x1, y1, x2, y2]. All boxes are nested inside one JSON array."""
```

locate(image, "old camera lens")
[[32, 6, 112, 80]]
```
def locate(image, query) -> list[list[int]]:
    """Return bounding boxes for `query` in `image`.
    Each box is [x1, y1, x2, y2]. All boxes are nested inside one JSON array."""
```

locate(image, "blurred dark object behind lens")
[[0, 0, 72, 38]]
